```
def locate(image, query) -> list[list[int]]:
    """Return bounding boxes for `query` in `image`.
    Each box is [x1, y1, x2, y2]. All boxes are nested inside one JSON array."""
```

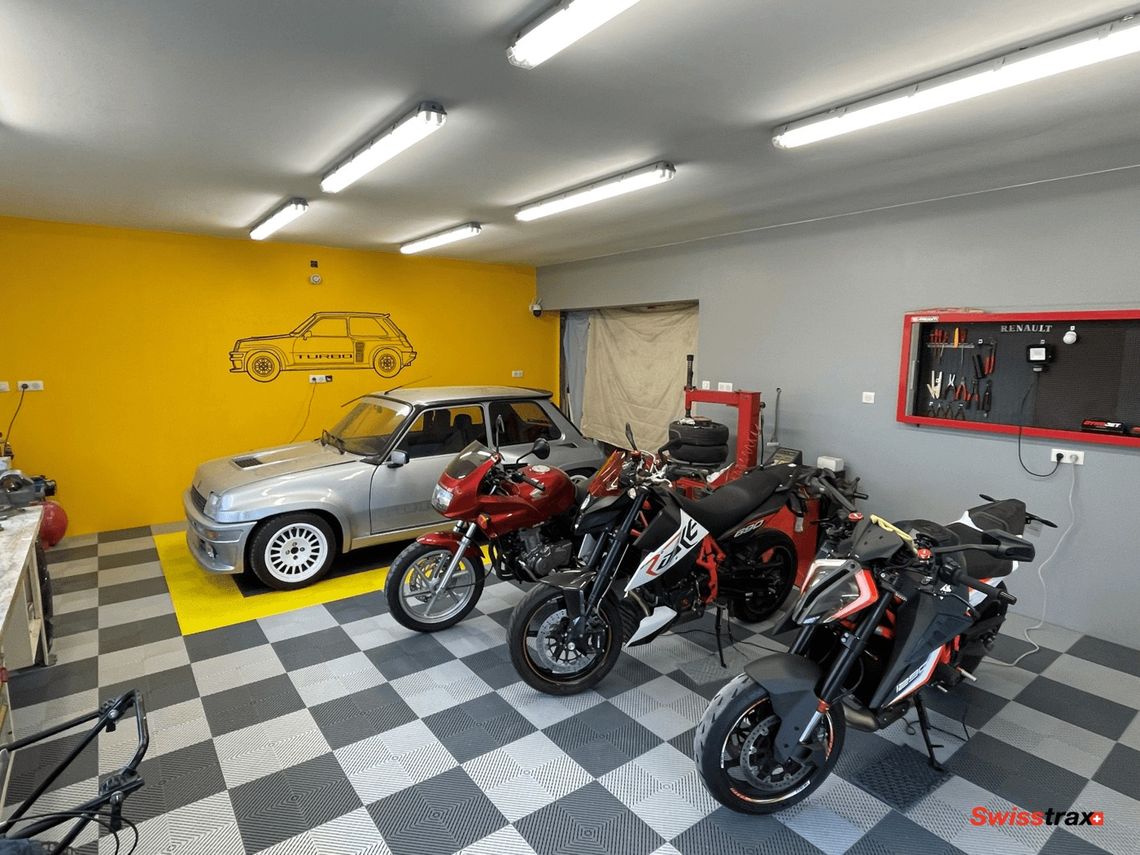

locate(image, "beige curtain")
[[580, 303, 699, 449]]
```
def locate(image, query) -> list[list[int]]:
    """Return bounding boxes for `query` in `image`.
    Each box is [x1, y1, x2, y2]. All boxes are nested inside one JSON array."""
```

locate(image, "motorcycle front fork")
[[423, 521, 478, 618]]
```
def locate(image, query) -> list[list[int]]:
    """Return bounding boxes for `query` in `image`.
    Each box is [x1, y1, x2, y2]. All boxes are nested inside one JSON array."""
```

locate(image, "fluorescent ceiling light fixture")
[[249, 198, 308, 241], [516, 161, 676, 221], [508, 0, 642, 69], [321, 102, 447, 193], [400, 222, 482, 254], [773, 11, 1140, 148]]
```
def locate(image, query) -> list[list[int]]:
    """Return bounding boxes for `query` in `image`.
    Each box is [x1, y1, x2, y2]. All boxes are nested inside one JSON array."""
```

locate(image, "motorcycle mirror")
[[625, 422, 638, 451], [386, 449, 408, 469], [656, 437, 682, 455], [985, 529, 1036, 562], [494, 414, 506, 451], [531, 437, 551, 460], [978, 493, 997, 502]]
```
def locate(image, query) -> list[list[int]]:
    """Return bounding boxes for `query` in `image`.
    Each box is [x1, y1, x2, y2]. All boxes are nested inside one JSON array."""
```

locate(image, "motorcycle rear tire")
[[671, 443, 729, 465], [695, 673, 844, 814], [728, 530, 797, 623], [508, 585, 629, 695], [669, 419, 730, 447]]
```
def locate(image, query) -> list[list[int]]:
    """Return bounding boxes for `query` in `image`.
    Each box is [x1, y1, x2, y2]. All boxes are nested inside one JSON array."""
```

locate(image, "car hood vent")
[[232, 455, 264, 468]]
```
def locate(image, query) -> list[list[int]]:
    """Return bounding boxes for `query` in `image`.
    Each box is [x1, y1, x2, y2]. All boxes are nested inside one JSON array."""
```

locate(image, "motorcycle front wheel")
[[385, 541, 485, 632], [507, 584, 627, 695], [695, 673, 844, 813]]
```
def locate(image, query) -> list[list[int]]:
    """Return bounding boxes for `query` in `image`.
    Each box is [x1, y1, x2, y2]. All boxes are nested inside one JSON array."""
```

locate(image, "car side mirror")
[[386, 450, 408, 469], [984, 529, 1036, 562], [531, 437, 550, 460]]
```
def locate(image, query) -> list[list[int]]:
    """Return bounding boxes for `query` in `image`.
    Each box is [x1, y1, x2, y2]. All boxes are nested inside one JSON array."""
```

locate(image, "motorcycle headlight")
[[205, 492, 222, 516], [431, 484, 453, 513]]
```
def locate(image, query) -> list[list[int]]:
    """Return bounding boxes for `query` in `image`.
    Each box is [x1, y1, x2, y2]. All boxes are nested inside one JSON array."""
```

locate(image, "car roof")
[[374, 386, 553, 407], [308, 311, 391, 318]]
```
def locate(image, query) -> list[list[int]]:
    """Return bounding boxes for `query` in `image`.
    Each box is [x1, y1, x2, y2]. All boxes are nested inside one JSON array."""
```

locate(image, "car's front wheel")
[[373, 348, 402, 378], [246, 350, 282, 383], [248, 512, 337, 590]]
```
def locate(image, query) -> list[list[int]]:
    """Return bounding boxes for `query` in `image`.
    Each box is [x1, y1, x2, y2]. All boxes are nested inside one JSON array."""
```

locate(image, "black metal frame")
[[1, 691, 148, 853]]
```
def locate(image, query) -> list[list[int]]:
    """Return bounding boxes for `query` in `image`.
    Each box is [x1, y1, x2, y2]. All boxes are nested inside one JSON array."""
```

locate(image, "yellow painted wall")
[[0, 215, 557, 535]]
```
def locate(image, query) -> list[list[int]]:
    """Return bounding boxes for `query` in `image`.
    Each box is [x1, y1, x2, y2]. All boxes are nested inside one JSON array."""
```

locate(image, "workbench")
[[0, 505, 50, 806]]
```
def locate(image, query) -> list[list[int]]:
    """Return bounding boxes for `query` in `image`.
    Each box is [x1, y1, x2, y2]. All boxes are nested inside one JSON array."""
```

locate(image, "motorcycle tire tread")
[[384, 540, 486, 633], [670, 443, 729, 465], [669, 419, 730, 447]]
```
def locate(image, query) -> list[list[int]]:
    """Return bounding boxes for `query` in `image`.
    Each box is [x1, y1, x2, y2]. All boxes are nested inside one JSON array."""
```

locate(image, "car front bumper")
[[229, 351, 245, 372], [183, 490, 256, 574]]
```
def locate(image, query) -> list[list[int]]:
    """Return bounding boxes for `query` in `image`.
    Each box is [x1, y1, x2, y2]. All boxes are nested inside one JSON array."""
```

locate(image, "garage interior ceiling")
[[2, 0, 1140, 266]]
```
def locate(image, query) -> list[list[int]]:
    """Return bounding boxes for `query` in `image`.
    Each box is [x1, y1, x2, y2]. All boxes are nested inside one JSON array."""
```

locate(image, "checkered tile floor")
[[6, 524, 1138, 854]]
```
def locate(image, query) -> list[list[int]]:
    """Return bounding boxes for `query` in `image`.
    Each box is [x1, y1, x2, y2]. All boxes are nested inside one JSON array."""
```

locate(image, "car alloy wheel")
[[262, 522, 329, 583]]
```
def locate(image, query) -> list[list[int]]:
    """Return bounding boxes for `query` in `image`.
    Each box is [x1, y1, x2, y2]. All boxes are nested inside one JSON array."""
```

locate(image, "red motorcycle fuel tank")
[[479, 463, 575, 536]]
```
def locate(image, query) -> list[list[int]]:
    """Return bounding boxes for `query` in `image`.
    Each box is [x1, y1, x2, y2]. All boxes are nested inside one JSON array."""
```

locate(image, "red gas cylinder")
[[39, 500, 69, 548]]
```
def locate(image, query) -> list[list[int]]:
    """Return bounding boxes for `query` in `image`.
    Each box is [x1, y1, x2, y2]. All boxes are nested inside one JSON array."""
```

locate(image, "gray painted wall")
[[538, 169, 1140, 648]]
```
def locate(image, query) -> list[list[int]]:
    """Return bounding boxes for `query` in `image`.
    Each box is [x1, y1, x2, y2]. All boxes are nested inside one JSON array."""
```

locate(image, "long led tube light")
[[774, 11, 1140, 148], [249, 198, 308, 241], [508, 0, 642, 69], [321, 102, 447, 193], [516, 162, 676, 221], [400, 222, 482, 255]]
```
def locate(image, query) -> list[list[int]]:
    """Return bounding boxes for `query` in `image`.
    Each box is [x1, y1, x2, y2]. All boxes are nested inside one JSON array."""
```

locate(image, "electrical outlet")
[[17, 380, 44, 391], [717, 381, 733, 392], [1051, 448, 1084, 465], [511, 369, 524, 378], [700, 380, 711, 390], [862, 391, 875, 404], [308, 374, 333, 384], [0, 382, 8, 393]]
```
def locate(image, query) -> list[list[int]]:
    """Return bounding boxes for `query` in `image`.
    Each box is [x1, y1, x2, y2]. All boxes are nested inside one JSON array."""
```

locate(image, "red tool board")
[[897, 308, 1140, 449]]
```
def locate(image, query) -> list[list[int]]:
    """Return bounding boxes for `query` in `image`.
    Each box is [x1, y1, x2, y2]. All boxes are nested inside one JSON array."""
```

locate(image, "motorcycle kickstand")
[[913, 694, 945, 772], [714, 607, 727, 669]]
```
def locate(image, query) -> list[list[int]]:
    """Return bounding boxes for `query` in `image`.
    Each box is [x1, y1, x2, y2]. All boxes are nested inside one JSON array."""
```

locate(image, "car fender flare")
[[244, 502, 352, 553], [417, 531, 483, 563], [242, 343, 289, 364], [742, 652, 825, 764]]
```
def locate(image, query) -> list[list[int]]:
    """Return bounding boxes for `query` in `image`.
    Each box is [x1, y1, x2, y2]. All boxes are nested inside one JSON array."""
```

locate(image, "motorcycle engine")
[[517, 528, 573, 579]]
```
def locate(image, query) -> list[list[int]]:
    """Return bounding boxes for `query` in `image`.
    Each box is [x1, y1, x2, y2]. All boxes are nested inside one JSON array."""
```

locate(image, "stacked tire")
[[667, 418, 729, 465]]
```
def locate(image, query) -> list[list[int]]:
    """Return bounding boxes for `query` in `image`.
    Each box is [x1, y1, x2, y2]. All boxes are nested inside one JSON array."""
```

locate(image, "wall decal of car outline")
[[229, 312, 417, 382]]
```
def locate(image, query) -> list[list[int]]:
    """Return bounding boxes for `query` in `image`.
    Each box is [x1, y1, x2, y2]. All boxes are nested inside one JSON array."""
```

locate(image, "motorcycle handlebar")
[[810, 474, 858, 513], [950, 567, 1017, 605]]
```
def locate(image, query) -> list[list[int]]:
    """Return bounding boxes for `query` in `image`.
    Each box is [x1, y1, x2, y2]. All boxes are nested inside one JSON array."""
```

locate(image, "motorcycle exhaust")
[[841, 698, 910, 733]]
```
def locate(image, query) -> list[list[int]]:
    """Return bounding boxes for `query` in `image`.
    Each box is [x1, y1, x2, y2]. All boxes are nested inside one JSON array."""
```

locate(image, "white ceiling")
[[2, 0, 1139, 267]]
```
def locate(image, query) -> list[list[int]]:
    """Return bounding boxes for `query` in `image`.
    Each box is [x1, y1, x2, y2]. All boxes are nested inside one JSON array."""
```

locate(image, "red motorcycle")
[[385, 437, 583, 631]]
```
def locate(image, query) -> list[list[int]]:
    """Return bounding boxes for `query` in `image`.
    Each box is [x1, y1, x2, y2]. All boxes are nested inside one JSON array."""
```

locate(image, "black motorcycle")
[[694, 475, 1054, 813]]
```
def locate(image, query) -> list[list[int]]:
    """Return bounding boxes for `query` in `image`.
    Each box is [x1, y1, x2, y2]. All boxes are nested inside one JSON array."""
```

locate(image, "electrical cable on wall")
[[991, 461, 1078, 668], [1016, 375, 1060, 478], [290, 384, 318, 443], [2, 387, 27, 444]]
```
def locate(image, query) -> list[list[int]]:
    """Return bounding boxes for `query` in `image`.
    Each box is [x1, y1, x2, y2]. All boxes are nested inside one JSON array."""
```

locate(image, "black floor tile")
[[47, 544, 98, 563], [1015, 676, 1136, 740], [517, 782, 666, 855], [543, 702, 661, 777], [925, 682, 1007, 730], [848, 742, 952, 812], [52, 572, 99, 595], [100, 664, 200, 713], [98, 526, 152, 543], [183, 620, 269, 662], [97, 548, 160, 571], [368, 767, 508, 855], [847, 811, 967, 855], [53, 607, 99, 637], [122, 739, 226, 824], [97, 574, 169, 606], [1092, 743, 1140, 802], [991, 634, 1061, 673], [4, 731, 100, 805], [9, 658, 99, 707], [99, 613, 181, 654], [593, 654, 665, 699], [363, 633, 452, 680], [271, 625, 358, 670], [676, 807, 822, 855], [201, 674, 305, 737], [459, 645, 522, 691], [1039, 828, 1115, 855], [947, 732, 1087, 812], [423, 692, 537, 764], [1067, 635, 1140, 679], [322, 589, 388, 624], [309, 684, 417, 750]]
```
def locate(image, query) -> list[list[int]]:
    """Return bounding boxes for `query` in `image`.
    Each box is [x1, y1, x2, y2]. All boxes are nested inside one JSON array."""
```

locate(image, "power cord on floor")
[[289, 383, 318, 443], [991, 461, 1078, 668]]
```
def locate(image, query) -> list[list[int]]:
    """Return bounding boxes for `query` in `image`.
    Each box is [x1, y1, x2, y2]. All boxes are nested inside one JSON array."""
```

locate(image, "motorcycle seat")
[[674, 467, 792, 536], [946, 523, 1014, 578], [967, 499, 1027, 537]]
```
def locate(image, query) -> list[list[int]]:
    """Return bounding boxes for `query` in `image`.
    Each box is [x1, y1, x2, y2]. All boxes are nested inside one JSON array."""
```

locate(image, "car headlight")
[[431, 484, 453, 513], [205, 492, 222, 516]]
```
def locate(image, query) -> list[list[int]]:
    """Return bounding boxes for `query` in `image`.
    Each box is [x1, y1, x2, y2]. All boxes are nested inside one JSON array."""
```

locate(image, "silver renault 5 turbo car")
[[184, 386, 604, 590]]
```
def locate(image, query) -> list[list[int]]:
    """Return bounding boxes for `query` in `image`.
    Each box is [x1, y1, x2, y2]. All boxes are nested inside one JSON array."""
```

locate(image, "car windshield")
[[328, 399, 411, 456]]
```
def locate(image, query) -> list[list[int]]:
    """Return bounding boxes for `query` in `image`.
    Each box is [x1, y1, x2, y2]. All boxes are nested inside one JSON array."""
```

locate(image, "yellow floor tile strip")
[[154, 532, 389, 635]]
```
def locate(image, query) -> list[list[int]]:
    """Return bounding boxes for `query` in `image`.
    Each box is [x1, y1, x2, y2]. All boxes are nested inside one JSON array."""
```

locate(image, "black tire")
[[36, 542, 53, 652], [385, 541, 485, 632], [669, 419, 729, 447], [671, 443, 729, 464], [728, 530, 797, 623], [248, 512, 337, 590], [508, 584, 628, 695], [695, 673, 844, 814]]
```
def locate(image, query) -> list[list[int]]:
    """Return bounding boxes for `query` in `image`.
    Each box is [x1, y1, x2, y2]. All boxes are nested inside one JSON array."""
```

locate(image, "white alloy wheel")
[[262, 522, 330, 584]]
